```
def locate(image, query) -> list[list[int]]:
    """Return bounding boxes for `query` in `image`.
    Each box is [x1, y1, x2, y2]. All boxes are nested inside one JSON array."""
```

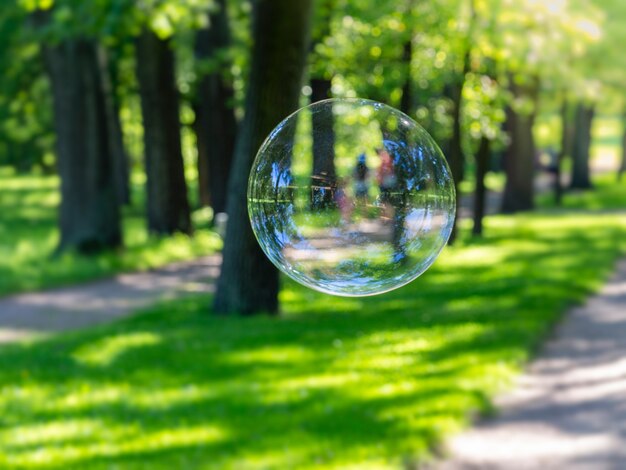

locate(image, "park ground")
[[0, 124, 624, 468]]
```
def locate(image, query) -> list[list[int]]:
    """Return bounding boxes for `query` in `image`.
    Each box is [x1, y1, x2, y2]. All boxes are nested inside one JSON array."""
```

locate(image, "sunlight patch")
[[72, 332, 162, 367]]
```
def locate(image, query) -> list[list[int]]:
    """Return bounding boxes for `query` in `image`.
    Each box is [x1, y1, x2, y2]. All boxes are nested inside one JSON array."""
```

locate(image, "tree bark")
[[136, 29, 192, 235], [98, 47, 131, 206], [309, 0, 336, 209], [310, 77, 336, 209], [400, 40, 413, 116], [501, 79, 538, 213], [570, 103, 595, 190], [472, 136, 490, 236], [44, 38, 123, 254], [214, 0, 313, 315], [617, 108, 626, 181], [554, 98, 570, 206], [193, 0, 237, 214], [442, 50, 470, 243]]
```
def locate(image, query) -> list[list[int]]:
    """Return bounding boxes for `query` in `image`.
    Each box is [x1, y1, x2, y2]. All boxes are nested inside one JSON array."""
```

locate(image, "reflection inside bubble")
[[248, 98, 456, 297]]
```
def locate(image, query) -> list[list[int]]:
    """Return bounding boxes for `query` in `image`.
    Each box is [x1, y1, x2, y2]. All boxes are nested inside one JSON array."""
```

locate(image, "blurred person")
[[376, 147, 397, 220], [353, 153, 370, 202]]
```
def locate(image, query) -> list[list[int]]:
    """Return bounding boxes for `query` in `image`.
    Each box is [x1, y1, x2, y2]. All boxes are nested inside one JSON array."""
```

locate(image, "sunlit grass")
[[0, 178, 624, 468], [0, 168, 221, 297]]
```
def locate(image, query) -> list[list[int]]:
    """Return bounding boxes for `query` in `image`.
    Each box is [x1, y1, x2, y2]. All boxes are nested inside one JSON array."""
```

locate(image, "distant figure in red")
[[377, 148, 397, 219], [334, 178, 352, 223]]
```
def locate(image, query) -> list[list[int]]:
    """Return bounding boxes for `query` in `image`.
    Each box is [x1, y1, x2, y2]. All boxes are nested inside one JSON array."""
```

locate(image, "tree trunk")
[[570, 103, 594, 190], [472, 136, 490, 236], [620, 108, 626, 182], [193, 0, 237, 214], [214, 0, 313, 316], [442, 50, 469, 243], [400, 40, 413, 115], [310, 78, 336, 209], [309, 0, 336, 209], [555, 98, 572, 205], [136, 29, 192, 235], [44, 38, 123, 254], [98, 47, 131, 206], [501, 79, 538, 213]]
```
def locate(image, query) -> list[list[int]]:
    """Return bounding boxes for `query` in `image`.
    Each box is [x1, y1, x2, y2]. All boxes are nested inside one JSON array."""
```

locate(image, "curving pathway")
[[0, 256, 220, 343], [436, 258, 626, 470]]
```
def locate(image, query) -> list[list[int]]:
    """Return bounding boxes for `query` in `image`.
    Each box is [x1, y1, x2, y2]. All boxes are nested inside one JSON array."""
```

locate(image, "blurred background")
[[0, 0, 625, 468]]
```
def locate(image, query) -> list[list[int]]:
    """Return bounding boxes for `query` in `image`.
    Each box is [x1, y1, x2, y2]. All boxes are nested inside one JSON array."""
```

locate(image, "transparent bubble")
[[248, 98, 456, 297]]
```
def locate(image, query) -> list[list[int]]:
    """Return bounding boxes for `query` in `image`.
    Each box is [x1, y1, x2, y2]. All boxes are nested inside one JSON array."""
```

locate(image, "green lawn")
[[0, 177, 624, 469], [0, 168, 221, 297]]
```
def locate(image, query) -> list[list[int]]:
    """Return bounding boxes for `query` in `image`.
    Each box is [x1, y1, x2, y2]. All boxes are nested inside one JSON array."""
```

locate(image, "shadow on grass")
[[0, 209, 624, 468]]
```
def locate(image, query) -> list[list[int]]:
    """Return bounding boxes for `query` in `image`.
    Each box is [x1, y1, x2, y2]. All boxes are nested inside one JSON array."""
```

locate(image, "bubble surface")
[[248, 98, 456, 297]]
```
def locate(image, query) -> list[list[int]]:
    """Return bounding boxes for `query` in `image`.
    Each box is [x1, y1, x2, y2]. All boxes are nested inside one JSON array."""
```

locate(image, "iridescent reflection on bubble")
[[248, 98, 456, 297]]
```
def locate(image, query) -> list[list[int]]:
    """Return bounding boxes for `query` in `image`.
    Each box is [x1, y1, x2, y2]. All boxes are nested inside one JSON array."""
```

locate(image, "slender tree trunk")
[[442, 50, 470, 243], [620, 107, 626, 182], [501, 79, 538, 213], [214, 0, 313, 316], [44, 38, 123, 254], [472, 136, 490, 236], [400, 40, 413, 115], [136, 29, 192, 235], [309, 0, 336, 209], [570, 103, 595, 190], [193, 0, 237, 214], [310, 77, 336, 209], [555, 98, 572, 205], [98, 47, 131, 206]]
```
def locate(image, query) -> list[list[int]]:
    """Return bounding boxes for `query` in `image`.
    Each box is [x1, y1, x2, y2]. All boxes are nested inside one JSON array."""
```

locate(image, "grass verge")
[[0, 168, 221, 297], [0, 177, 624, 468]]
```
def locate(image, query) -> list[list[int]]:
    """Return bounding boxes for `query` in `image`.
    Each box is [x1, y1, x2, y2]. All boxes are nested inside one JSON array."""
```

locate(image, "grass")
[[0, 176, 624, 468], [0, 168, 222, 297]]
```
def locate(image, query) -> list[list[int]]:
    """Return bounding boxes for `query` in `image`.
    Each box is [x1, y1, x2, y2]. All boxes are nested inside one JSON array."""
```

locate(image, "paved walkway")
[[0, 256, 220, 343], [436, 258, 626, 470]]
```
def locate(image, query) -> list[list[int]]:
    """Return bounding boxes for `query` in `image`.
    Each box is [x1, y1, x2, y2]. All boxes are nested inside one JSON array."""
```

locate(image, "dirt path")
[[435, 258, 626, 470], [0, 256, 220, 343]]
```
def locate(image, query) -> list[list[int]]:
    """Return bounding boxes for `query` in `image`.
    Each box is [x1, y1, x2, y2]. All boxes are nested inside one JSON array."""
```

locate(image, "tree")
[[501, 76, 539, 213], [570, 103, 595, 190], [99, 47, 131, 206], [441, 47, 471, 241], [620, 105, 626, 181], [44, 36, 122, 253], [136, 29, 192, 236], [472, 136, 491, 235], [214, 0, 313, 315], [553, 97, 572, 205], [193, 0, 237, 214], [310, 0, 337, 209]]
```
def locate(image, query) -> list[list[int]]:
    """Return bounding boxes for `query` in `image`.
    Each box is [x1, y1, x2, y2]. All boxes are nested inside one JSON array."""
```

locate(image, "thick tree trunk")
[[193, 0, 237, 214], [44, 39, 122, 254], [570, 103, 595, 190], [472, 136, 490, 236], [214, 0, 313, 315], [136, 29, 192, 235], [98, 47, 131, 206], [501, 80, 538, 213]]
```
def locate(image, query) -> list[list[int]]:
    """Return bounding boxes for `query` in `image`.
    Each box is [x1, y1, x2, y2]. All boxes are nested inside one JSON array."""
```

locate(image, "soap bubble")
[[248, 98, 455, 297]]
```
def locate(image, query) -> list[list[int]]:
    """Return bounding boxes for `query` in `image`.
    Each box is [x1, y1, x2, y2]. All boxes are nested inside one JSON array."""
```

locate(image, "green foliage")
[[0, 168, 222, 297], [0, 180, 624, 468], [0, 6, 54, 171]]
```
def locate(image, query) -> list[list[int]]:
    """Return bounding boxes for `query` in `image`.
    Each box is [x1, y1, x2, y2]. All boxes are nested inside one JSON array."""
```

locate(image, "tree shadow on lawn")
[[0, 213, 624, 468]]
